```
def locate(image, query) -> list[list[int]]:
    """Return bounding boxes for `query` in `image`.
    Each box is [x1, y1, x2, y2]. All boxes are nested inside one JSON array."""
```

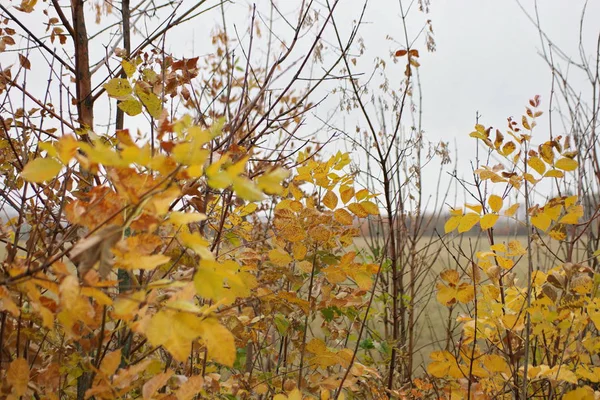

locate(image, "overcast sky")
[[3, 0, 599, 211]]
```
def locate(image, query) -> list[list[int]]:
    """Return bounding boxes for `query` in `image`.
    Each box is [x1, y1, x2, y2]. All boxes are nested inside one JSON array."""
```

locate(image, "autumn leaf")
[[175, 375, 204, 400], [99, 349, 122, 377], [16, 0, 37, 13], [555, 157, 578, 171], [104, 78, 132, 97], [527, 156, 546, 175], [444, 215, 461, 233], [488, 194, 503, 213], [531, 213, 552, 231], [194, 259, 255, 303], [480, 214, 499, 230], [458, 213, 479, 233], [269, 248, 293, 266], [334, 209, 354, 225], [146, 310, 202, 362], [563, 387, 595, 400], [323, 190, 338, 209], [135, 83, 162, 118], [7, 358, 29, 396], [198, 318, 236, 367], [118, 98, 143, 116], [427, 351, 463, 379], [143, 371, 174, 400], [347, 202, 368, 218], [21, 157, 62, 182]]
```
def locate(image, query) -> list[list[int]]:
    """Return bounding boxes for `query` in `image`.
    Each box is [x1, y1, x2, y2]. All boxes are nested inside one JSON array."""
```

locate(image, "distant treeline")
[[358, 213, 529, 237]]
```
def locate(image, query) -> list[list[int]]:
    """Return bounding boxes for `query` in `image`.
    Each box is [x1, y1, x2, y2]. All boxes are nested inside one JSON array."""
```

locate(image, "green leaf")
[[21, 158, 62, 182]]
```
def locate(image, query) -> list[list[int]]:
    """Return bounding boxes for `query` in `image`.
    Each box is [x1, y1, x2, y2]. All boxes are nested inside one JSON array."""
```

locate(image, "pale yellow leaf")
[[21, 158, 62, 183]]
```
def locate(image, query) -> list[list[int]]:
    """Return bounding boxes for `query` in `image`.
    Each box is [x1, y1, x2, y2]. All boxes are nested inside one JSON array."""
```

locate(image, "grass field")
[[350, 232, 582, 371]]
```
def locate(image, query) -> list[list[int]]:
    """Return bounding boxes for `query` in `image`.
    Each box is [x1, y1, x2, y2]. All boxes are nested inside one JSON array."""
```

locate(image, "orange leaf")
[[7, 358, 29, 397]]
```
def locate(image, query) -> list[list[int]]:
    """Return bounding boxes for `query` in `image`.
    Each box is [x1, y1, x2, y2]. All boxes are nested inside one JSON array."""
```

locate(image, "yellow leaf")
[[292, 243, 307, 260], [528, 156, 546, 175], [548, 224, 567, 241], [355, 189, 370, 201], [143, 370, 174, 400], [135, 84, 162, 118], [322, 191, 338, 210], [488, 194, 503, 213], [121, 59, 136, 78], [544, 169, 564, 178], [588, 299, 600, 330], [427, 351, 463, 378], [340, 185, 354, 204], [179, 230, 213, 260], [563, 387, 594, 400], [16, 0, 37, 13], [565, 195, 578, 208], [347, 203, 368, 218], [504, 203, 519, 217], [465, 204, 482, 214], [169, 212, 207, 226], [175, 375, 204, 400], [539, 143, 554, 164], [458, 213, 479, 233], [118, 254, 170, 270], [0, 286, 20, 316], [146, 311, 201, 361], [531, 213, 552, 231], [198, 318, 236, 367], [236, 203, 257, 217], [481, 354, 509, 373], [334, 209, 354, 225], [559, 205, 583, 224], [269, 248, 293, 266], [113, 290, 146, 320], [506, 240, 526, 257], [104, 78, 132, 97], [480, 214, 499, 230], [501, 141, 516, 156], [256, 168, 289, 195], [194, 259, 255, 303], [118, 98, 143, 116], [360, 201, 379, 215], [555, 157, 578, 171], [21, 158, 62, 182], [56, 135, 79, 164], [233, 177, 264, 202], [444, 215, 461, 233], [6, 358, 29, 397], [39, 141, 58, 158], [440, 270, 460, 285]]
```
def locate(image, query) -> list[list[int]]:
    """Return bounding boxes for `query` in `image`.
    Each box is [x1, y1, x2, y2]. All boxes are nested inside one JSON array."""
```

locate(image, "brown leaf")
[[395, 49, 408, 57], [70, 225, 122, 278], [18, 54, 30, 70]]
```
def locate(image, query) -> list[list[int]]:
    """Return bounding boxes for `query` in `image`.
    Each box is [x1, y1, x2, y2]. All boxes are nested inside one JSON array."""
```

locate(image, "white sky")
[[2, 0, 599, 211]]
